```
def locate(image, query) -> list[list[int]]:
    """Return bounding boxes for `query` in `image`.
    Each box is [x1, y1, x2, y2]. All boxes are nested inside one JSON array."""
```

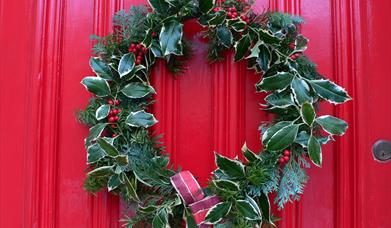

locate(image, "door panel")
[[0, 0, 390, 227]]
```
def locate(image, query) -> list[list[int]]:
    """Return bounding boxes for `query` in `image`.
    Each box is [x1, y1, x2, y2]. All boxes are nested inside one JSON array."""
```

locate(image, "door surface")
[[0, 0, 390, 227]]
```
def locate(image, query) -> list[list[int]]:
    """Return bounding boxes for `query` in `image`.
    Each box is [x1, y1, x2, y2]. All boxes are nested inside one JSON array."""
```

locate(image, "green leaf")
[[152, 208, 169, 228], [121, 173, 140, 202], [125, 110, 158, 128], [142, 29, 153, 48], [265, 124, 299, 151], [246, 40, 263, 59], [85, 123, 107, 147], [229, 20, 247, 32], [185, 209, 198, 228], [121, 82, 156, 99], [81, 77, 111, 97], [115, 155, 129, 166], [236, 199, 261, 220], [107, 174, 122, 191], [308, 135, 322, 167], [89, 57, 113, 80], [213, 179, 240, 192], [234, 34, 251, 62], [316, 115, 348, 136], [199, 0, 214, 12], [160, 19, 183, 56], [300, 102, 316, 125], [216, 26, 233, 48], [215, 153, 245, 179], [208, 10, 227, 26], [151, 39, 163, 58], [259, 193, 273, 225], [295, 131, 310, 147], [87, 143, 106, 164], [97, 138, 119, 157], [309, 79, 351, 104], [204, 202, 232, 224], [256, 72, 294, 92], [265, 91, 295, 108], [87, 165, 114, 177], [262, 121, 292, 146], [148, 0, 169, 15], [256, 45, 271, 72], [295, 34, 309, 52], [118, 53, 135, 77], [241, 143, 260, 162], [95, 104, 110, 120], [291, 77, 313, 104], [258, 29, 280, 44]]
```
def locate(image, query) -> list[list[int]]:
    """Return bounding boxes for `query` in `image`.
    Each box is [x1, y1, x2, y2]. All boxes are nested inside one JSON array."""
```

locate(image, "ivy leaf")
[[309, 79, 351, 104], [89, 57, 113, 80], [81, 77, 111, 97], [199, 0, 214, 13], [256, 44, 271, 72], [291, 77, 313, 104], [308, 135, 322, 167], [152, 208, 169, 228], [256, 72, 294, 92], [215, 153, 245, 179], [236, 198, 261, 220], [265, 124, 299, 151], [107, 174, 122, 191], [300, 102, 316, 125], [118, 53, 135, 78], [242, 143, 260, 163], [97, 138, 119, 157], [295, 34, 309, 52], [95, 104, 110, 120], [316, 115, 348, 136], [160, 19, 183, 56], [85, 123, 107, 147], [87, 165, 114, 177], [121, 82, 156, 99], [148, 0, 169, 15], [87, 143, 106, 164], [265, 91, 295, 108], [213, 179, 240, 192], [234, 34, 251, 62], [208, 11, 227, 26], [216, 26, 233, 48], [125, 110, 158, 128], [262, 121, 292, 146], [204, 202, 232, 224]]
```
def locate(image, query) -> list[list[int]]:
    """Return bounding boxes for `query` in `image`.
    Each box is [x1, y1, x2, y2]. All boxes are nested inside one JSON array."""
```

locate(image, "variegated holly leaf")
[[204, 202, 232, 224], [107, 174, 122, 191], [213, 179, 240, 192], [121, 82, 156, 99], [81, 77, 111, 97], [258, 29, 280, 44], [125, 110, 158, 128], [87, 143, 106, 164], [259, 193, 274, 225], [148, 0, 169, 15], [294, 34, 309, 52], [234, 34, 251, 62], [215, 153, 245, 179], [236, 198, 261, 220], [216, 26, 233, 48], [265, 124, 299, 151], [85, 123, 107, 147], [152, 208, 169, 228], [308, 135, 322, 167], [265, 91, 295, 108], [208, 10, 227, 26], [309, 79, 351, 104], [97, 138, 119, 157], [160, 19, 183, 56], [87, 165, 114, 177], [262, 121, 292, 146], [316, 115, 348, 136], [291, 77, 313, 104], [90, 57, 113, 80], [256, 45, 272, 72], [256, 72, 294, 92], [118, 53, 135, 78], [199, 0, 214, 13], [300, 102, 316, 125], [96, 104, 110, 120], [241, 143, 261, 162]]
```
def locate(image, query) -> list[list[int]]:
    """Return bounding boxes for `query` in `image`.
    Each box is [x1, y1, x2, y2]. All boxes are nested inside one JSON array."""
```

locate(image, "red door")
[[0, 0, 390, 227]]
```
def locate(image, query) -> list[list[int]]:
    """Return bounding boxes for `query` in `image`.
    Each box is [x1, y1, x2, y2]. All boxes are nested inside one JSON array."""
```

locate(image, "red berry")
[[108, 99, 114, 105], [130, 43, 136, 48], [279, 158, 285, 163], [295, 53, 301, 58], [241, 15, 247, 20], [142, 47, 148, 53], [114, 116, 119, 121], [152, 31, 157, 37], [117, 109, 122, 113], [213, 7, 219, 12], [108, 117, 115, 123], [232, 12, 238, 18], [136, 59, 141, 64], [290, 54, 297, 60], [114, 100, 120, 105], [227, 12, 233, 18], [289, 42, 295, 50], [137, 56, 143, 61], [109, 110, 114, 116], [113, 109, 118, 115], [136, 44, 141, 50], [283, 156, 290, 162], [112, 133, 117, 137], [111, 124, 116, 128], [283, 150, 291, 156]]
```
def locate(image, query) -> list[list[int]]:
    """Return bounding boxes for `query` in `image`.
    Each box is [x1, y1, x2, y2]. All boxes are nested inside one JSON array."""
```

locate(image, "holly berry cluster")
[[212, 6, 251, 24], [290, 53, 301, 60], [279, 149, 291, 164], [128, 43, 148, 65], [107, 99, 122, 137]]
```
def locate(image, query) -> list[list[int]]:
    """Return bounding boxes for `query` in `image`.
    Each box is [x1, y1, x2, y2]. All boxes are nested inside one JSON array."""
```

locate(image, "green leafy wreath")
[[78, 0, 351, 227]]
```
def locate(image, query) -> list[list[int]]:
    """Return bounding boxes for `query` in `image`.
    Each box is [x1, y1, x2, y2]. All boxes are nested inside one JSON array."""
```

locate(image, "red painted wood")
[[0, 0, 390, 227]]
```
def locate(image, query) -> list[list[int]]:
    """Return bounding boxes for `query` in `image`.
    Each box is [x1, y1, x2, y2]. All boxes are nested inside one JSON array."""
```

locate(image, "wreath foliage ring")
[[78, 0, 351, 227]]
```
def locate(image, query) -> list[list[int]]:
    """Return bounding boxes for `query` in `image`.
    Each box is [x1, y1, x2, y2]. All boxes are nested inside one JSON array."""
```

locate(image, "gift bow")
[[170, 171, 220, 227]]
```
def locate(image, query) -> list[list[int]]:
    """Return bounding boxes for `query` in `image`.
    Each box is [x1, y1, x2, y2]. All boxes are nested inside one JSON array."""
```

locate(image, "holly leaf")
[[87, 143, 106, 164], [265, 91, 295, 108], [300, 102, 316, 125], [213, 179, 240, 192], [295, 131, 310, 147], [90, 57, 113, 80], [258, 29, 280, 44], [308, 135, 322, 167], [295, 34, 309, 52], [95, 104, 110, 120], [256, 44, 272, 72], [118, 53, 135, 78], [107, 174, 122, 191], [148, 0, 169, 15], [199, 0, 214, 13], [215, 153, 245, 179], [241, 143, 260, 162], [265, 124, 299, 151], [121, 82, 156, 98], [160, 19, 183, 56], [151, 39, 163, 58], [81, 77, 111, 97], [85, 123, 107, 147], [262, 121, 292, 146], [316, 115, 348, 136], [208, 11, 227, 26], [121, 173, 140, 202], [234, 34, 251, 62], [125, 110, 158, 128], [236, 198, 261, 220], [204, 202, 232, 224], [309, 79, 351, 104], [216, 26, 233, 48], [256, 72, 294, 92], [259, 193, 274, 225], [229, 20, 247, 32], [291, 77, 313, 104], [87, 165, 114, 177], [97, 138, 119, 157]]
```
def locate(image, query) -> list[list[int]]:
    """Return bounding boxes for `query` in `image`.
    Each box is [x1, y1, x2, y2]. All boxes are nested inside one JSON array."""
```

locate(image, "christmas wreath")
[[77, 0, 351, 227]]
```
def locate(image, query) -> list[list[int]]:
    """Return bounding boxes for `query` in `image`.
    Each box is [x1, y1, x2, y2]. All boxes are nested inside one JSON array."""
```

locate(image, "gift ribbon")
[[170, 171, 220, 227]]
